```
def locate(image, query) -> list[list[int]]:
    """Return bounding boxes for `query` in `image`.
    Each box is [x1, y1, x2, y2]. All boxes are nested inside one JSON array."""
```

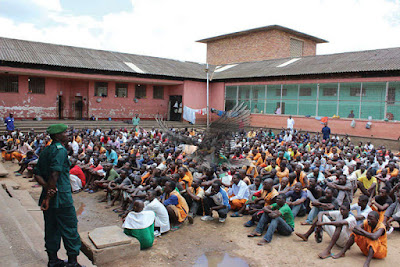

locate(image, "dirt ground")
[[3, 161, 400, 267]]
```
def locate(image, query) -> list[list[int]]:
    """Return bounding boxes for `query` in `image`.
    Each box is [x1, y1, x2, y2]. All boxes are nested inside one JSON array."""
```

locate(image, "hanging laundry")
[[183, 106, 207, 124], [211, 108, 226, 117], [183, 106, 197, 124], [196, 108, 207, 115]]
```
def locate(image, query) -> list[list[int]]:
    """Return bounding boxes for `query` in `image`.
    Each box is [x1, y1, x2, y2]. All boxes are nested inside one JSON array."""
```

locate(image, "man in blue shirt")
[[201, 182, 230, 223], [105, 144, 118, 165], [322, 123, 331, 140], [4, 113, 14, 133]]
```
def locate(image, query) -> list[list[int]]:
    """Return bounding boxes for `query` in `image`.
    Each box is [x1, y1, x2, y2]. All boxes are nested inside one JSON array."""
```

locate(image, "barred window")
[[115, 83, 128, 98], [95, 82, 108, 97], [323, 88, 337, 96], [299, 87, 311, 96], [350, 87, 366, 96], [28, 77, 45, 94], [135, 84, 146, 98], [290, 38, 303, 58], [388, 88, 396, 105], [275, 88, 287, 96], [0, 75, 18, 93], [153, 86, 164, 99]]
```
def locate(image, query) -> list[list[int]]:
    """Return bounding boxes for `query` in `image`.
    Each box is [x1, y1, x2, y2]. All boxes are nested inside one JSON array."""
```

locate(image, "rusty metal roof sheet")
[[212, 47, 400, 80], [0, 37, 207, 80], [1, 37, 400, 81]]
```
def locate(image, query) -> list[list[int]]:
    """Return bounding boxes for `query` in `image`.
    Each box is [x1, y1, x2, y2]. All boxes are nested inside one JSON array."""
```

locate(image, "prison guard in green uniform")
[[34, 124, 81, 267]]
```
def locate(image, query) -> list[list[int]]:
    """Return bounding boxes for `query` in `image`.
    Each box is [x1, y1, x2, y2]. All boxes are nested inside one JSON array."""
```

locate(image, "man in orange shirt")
[[333, 211, 387, 267]]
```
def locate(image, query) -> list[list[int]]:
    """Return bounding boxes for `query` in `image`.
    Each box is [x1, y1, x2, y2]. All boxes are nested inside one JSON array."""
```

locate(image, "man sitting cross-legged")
[[332, 211, 387, 267], [93, 163, 119, 202], [248, 193, 295, 245], [295, 202, 357, 259], [357, 169, 377, 198]]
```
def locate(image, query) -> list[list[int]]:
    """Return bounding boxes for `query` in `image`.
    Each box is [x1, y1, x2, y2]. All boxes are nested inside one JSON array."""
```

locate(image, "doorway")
[[169, 95, 182, 121], [74, 96, 83, 120], [57, 95, 64, 119]]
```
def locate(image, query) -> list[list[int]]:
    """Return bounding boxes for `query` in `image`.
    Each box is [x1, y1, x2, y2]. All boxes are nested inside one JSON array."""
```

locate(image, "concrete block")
[[80, 229, 140, 266], [89, 225, 132, 249]]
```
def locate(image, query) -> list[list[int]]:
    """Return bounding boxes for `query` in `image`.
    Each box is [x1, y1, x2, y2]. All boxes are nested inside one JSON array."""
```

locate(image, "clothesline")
[[182, 106, 207, 124]]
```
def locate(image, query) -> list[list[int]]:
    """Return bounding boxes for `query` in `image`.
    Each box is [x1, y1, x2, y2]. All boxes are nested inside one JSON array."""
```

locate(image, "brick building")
[[1, 25, 400, 141], [197, 25, 327, 65]]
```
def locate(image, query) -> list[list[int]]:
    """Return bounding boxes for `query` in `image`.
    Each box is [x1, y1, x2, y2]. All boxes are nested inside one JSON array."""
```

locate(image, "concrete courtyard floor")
[[2, 161, 400, 267]]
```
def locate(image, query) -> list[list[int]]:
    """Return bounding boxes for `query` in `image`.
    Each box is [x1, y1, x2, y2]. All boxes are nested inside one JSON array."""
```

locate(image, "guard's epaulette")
[[56, 143, 63, 149]]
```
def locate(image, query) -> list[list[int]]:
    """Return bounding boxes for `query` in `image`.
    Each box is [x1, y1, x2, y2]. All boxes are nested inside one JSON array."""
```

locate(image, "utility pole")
[[206, 63, 210, 129]]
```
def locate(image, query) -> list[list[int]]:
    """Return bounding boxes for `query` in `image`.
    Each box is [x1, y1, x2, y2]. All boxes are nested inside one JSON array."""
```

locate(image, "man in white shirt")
[[69, 138, 79, 155], [350, 195, 372, 225], [228, 174, 249, 213], [287, 115, 295, 131], [283, 131, 292, 143], [144, 190, 170, 236], [295, 203, 357, 259], [275, 104, 281, 115], [116, 133, 127, 144]]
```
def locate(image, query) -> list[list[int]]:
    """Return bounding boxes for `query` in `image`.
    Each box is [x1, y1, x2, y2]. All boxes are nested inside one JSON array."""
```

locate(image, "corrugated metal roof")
[[0, 37, 207, 80], [1, 37, 400, 81], [212, 47, 400, 80]]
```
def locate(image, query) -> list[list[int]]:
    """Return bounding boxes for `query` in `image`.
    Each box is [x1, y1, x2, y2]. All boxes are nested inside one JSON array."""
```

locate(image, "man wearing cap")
[[34, 124, 82, 267]]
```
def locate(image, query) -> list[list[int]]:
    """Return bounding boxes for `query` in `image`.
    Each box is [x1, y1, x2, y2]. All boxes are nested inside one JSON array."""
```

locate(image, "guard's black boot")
[[65, 255, 84, 267], [47, 252, 66, 267]]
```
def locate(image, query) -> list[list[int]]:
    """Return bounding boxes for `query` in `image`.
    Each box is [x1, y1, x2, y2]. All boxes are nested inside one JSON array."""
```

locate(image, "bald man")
[[123, 200, 155, 249]]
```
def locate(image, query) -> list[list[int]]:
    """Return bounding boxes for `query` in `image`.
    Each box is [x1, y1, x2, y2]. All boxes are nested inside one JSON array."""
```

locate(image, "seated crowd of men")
[[1, 125, 400, 266]]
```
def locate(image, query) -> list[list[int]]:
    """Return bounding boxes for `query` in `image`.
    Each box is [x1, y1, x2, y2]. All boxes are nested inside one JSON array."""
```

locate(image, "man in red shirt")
[[69, 158, 86, 193]]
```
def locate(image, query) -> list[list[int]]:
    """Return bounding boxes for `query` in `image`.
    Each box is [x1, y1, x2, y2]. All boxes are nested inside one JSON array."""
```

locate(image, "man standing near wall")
[[322, 123, 331, 141], [4, 113, 14, 134], [132, 114, 140, 131], [34, 124, 82, 267], [287, 115, 295, 132]]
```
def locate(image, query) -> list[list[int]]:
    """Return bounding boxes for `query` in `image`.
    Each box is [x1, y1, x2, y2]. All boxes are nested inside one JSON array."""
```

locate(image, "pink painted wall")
[[168, 84, 184, 96], [182, 81, 225, 123], [0, 67, 184, 120], [251, 114, 400, 140], [88, 82, 169, 120], [0, 75, 58, 119]]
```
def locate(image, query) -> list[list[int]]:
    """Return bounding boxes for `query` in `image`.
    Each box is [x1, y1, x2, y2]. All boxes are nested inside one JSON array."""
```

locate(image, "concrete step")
[[7, 121, 207, 133], [0, 226, 19, 267], [0, 183, 95, 266], [6, 185, 44, 228], [0, 186, 46, 266]]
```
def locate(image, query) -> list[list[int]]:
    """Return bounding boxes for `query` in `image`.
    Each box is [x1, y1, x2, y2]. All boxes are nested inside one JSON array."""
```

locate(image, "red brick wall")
[[206, 29, 317, 65], [251, 114, 400, 141]]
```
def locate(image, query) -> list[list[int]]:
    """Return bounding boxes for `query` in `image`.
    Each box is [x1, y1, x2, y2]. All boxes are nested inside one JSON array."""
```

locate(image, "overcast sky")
[[1, 0, 400, 63]]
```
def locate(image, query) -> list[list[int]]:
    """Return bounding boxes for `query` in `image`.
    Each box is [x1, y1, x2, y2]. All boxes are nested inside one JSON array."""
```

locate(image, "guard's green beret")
[[47, 124, 68, 135]]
